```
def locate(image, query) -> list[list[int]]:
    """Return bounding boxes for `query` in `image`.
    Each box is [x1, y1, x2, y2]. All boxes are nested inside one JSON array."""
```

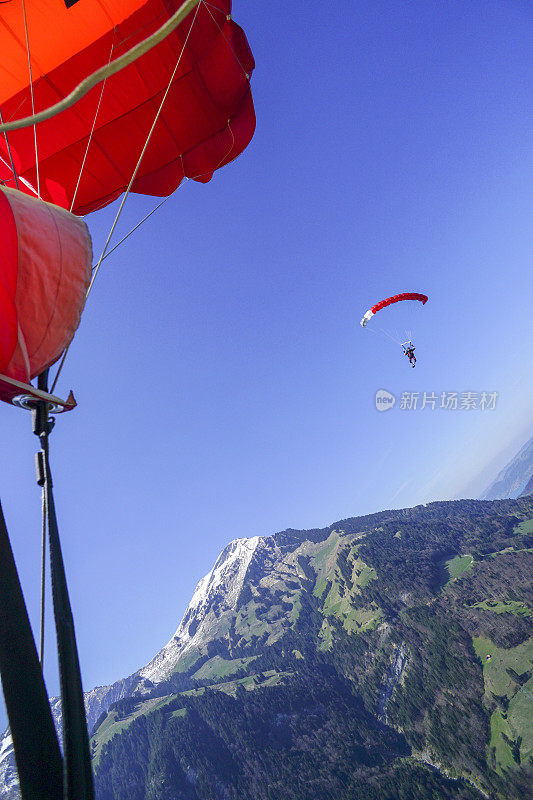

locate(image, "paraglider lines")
[[94, 197, 171, 269], [39, 473, 46, 666], [203, 1, 252, 78], [21, 0, 39, 199], [367, 325, 403, 347], [70, 38, 116, 214]]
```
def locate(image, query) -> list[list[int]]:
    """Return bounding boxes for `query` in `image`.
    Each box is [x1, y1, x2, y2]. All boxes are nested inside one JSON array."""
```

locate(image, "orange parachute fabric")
[[0, 0, 255, 214], [0, 187, 92, 385]]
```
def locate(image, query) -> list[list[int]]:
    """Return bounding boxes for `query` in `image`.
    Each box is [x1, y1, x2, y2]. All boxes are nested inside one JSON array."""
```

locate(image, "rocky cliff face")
[[138, 536, 263, 684]]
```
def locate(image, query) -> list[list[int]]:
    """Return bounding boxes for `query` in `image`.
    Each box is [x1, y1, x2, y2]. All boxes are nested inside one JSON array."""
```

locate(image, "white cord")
[[21, 0, 39, 197], [70, 39, 116, 213]]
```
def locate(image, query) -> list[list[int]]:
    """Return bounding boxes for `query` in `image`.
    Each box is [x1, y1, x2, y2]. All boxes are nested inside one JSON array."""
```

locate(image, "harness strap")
[[0, 500, 63, 800], [34, 371, 95, 800]]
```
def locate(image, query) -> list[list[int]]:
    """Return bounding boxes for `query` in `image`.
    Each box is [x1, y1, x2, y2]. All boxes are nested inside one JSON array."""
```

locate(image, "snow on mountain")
[[0, 735, 17, 797], [139, 535, 263, 683]]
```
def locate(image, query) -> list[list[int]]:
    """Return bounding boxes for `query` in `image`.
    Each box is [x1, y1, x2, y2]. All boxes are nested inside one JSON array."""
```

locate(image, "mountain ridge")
[[480, 435, 533, 500]]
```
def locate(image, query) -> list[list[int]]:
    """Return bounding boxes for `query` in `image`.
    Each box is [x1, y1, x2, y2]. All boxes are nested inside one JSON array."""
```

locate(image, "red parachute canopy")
[[0, 0, 255, 215], [0, 187, 92, 386], [360, 292, 428, 327], [0, 1, 255, 405]]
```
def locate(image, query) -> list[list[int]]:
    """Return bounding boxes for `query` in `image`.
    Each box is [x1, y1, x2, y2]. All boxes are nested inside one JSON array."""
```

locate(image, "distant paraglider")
[[360, 292, 428, 367]]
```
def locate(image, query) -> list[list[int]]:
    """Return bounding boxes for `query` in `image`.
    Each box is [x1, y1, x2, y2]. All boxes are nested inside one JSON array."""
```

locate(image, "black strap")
[[41, 441, 94, 800], [0, 500, 63, 800], [35, 371, 94, 800]]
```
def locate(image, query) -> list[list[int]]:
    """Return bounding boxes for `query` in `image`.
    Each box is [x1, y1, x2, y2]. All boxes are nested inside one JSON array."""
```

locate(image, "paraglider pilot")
[[403, 343, 416, 367]]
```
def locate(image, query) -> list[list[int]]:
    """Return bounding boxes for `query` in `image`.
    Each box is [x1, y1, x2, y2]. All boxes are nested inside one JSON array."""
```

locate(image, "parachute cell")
[[360, 292, 428, 327], [0, 0, 255, 214]]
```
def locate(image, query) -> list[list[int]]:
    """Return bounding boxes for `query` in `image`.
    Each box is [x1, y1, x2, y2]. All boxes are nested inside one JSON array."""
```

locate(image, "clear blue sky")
[[0, 0, 531, 720]]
